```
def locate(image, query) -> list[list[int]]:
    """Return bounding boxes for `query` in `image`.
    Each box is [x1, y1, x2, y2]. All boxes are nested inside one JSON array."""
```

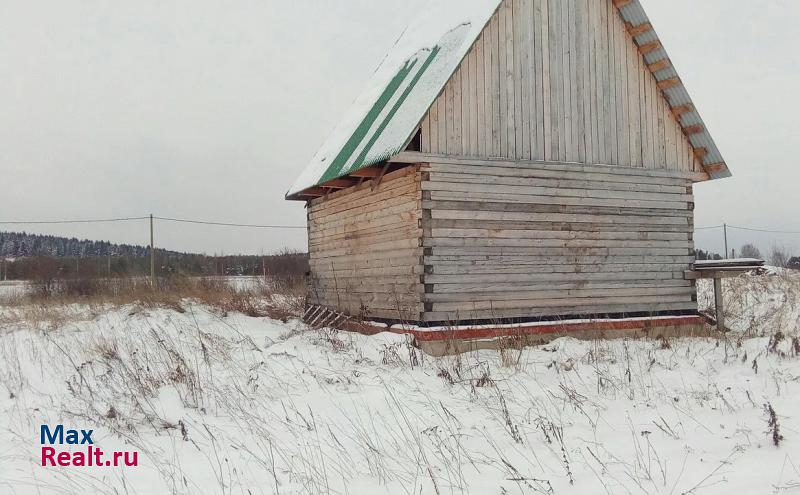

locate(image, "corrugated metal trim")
[[616, 0, 730, 180]]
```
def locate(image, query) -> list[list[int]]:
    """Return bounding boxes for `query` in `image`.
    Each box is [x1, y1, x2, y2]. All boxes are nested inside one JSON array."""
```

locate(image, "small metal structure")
[[687, 259, 765, 331]]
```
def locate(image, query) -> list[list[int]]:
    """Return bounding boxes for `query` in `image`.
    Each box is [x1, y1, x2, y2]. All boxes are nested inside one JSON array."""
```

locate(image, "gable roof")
[[287, 0, 729, 198]]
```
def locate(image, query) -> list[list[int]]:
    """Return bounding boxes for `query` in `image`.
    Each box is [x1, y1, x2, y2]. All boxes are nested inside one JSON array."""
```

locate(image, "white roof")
[[287, 0, 501, 197]]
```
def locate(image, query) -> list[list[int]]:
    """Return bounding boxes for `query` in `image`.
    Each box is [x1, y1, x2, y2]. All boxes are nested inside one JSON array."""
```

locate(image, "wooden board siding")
[[420, 158, 697, 322], [307, 167, 424, 321], [419, 0, 700, 173]]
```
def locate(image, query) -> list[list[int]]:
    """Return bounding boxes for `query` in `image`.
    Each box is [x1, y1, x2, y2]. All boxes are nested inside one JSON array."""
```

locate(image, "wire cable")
[[1, 215, 796, 234], [154, 216, 306, 229], [727, 225, 800, 235]]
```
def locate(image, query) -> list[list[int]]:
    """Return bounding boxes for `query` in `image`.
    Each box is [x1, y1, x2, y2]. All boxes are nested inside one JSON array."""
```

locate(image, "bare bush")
[[769, 245, 792, 268], [739, 243, 762, 259]]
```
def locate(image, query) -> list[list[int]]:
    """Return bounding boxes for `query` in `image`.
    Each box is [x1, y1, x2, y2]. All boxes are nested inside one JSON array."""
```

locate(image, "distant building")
[[286, 0, 730, 325]]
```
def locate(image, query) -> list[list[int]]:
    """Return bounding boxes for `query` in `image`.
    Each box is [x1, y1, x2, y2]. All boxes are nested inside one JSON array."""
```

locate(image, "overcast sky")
[[1, 0, 798, 256]]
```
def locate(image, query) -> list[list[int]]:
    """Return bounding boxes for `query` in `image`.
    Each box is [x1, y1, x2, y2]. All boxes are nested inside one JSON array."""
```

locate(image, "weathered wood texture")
[[420, 159, 697, 322], [419, 0, 700, 173], [307, 167, 424, 321]]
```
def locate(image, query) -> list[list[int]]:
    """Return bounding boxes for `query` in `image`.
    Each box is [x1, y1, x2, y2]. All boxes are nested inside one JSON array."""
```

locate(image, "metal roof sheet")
[[288, 0, 729, 197], [287, 0, 502, 197]]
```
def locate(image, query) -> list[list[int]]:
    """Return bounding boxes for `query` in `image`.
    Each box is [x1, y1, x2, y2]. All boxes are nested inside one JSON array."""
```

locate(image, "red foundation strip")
[[342, 316, 706, 342]]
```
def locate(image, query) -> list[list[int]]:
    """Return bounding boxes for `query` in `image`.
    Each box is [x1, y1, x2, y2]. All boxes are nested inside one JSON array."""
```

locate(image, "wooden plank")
[[614, 5, 630, 166], [533, 0, 545, 158], [422, 302, 698, 322], [657, 88, 667, 168], [425, 255, 694, 265], [423, 160, 697, 183], [476, 30, 487, 157], [498, 3, 509, 157], [490, 11, 502, 156], [648, 57, 672, 72], [429, 208, 691, 226], [638, 40, 662, 55], [429, 279, 692, 294], [422, 182, 692, 202], [518, 0, 532, 160], [427, 171, 689, 193], [540, 0, 553, 160], [626, 14, 642, 167], [426, 286, 694, 303], [427, 191, 690, 211], [428, 263, 690, 278], [461, 48, 472, 156], [425, 270, 690, 284], [683, 124, 705, 135], [453, 65, 463, 155], [429, 295, 693, 312], [627, 22, 652, 37], [426, 93, 437, 153], [399, 153, 705, 180], [562, 0, 574, 162], [504, 0, 516, 158], [428, 217, 693, 233], [421, 112, 431, 153], [576, 0, 588, 163], [445, 75, 456, 154], [586, 0, 598, 163], [670, 104, 694, 119], [437, 71, 447, 153], [424, 237, 692, 249], [428, 228, 689, 241]]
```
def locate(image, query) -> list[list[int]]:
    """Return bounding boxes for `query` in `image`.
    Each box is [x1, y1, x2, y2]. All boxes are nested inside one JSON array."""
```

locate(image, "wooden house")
[[286, 0, 730, 326]]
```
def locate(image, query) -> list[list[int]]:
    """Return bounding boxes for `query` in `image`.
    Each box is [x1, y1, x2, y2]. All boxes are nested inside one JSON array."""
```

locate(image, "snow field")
[[0, 273, 798, 494]]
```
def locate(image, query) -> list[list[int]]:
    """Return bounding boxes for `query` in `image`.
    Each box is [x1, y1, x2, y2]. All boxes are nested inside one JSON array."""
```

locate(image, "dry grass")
[[0, 275, 306, 330], [698, 269, 800, 337]]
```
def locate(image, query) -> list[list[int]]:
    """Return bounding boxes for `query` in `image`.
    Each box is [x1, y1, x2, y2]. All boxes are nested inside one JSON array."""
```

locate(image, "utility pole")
[[723, 223, 729, 259], [107, 253, 112, 278], [150, 214, 156, 289]]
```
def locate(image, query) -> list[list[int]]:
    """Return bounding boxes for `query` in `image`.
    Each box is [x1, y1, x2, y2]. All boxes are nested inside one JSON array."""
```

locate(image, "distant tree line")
[[0, 231, 307, 281], [1, 231, 148, 258]]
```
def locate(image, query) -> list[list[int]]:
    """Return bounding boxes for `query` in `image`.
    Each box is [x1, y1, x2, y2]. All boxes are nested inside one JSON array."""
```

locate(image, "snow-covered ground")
[[1, 273, 799, 494], [698, 269, 800, 336], [0, 280, 28, 301]]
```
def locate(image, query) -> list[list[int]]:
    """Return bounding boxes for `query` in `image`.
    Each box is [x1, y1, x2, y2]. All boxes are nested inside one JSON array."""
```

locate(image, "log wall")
[[420, 157, 697, 322], [307, 167, 424, 321]]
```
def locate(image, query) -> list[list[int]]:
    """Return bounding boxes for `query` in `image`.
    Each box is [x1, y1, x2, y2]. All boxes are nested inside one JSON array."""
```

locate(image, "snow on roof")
[[287, 0, 501, 197], [694, 258, 764, 267]]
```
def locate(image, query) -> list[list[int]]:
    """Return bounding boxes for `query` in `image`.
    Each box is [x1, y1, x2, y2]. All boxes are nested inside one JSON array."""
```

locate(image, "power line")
[[0, 215, 305, 229], [0, 215, 797, 234], [154, 216, 306, 229], [727, 225, 800, 235], [695, 225, 800, 235], [0, 216, 149, 225]]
